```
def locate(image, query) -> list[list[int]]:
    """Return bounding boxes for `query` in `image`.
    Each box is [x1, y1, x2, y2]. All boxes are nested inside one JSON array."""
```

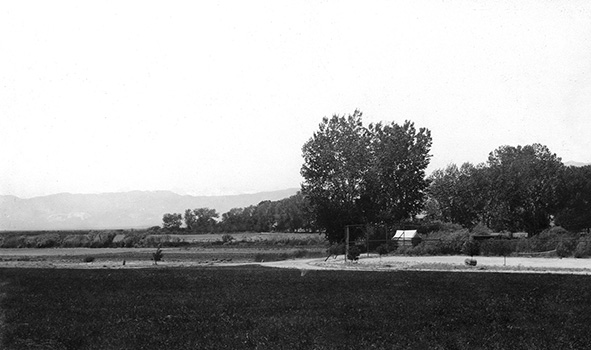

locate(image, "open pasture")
[[1, 267, 591, 349], [0, 246, 328, 268]]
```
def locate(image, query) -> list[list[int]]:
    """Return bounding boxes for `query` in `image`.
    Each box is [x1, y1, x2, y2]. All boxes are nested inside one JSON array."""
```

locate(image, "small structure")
[[392, 230, 418, 247]]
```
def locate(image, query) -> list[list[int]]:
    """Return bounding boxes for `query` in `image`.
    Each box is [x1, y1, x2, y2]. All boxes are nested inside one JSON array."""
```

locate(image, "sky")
[[1, 1, 590, 198]]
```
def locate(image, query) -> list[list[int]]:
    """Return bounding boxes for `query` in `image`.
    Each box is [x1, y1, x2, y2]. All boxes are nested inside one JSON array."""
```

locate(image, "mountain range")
[[0, 188, 300, 231], [564, 161, 591, 167]]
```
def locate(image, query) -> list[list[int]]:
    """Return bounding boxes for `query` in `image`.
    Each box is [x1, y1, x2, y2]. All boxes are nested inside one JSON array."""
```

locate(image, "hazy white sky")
[[1, 1, 590, 198]]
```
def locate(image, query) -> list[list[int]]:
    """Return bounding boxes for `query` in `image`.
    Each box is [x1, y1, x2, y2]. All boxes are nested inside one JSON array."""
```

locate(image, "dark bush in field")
[[152, 248, 163, 264], [83, 256, 95, 263], [347, 245, 361, 261], [464, 258, 477, 266], [221, 234, 234, 243]]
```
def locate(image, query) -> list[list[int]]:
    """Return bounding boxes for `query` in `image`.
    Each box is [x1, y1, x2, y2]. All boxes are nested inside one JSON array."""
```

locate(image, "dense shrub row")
[[0, 231, 189, 249], [0, 231, 326, 249], [388, 226, 591, 258], [240, 236, 326, 247], [0, 231, 119, 249]]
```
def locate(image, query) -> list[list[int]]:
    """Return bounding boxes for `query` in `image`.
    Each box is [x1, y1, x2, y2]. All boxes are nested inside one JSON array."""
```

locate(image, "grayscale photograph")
[[1, 1, 590, 349]]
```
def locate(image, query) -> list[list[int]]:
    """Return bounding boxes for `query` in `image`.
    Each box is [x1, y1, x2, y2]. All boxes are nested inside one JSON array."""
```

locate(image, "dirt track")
[[264, 254, 591, 274], [2, 248, 591, 274]]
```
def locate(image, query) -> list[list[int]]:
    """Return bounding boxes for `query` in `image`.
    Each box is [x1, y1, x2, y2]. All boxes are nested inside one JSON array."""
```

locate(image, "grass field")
[[1, 267, 591, 349]]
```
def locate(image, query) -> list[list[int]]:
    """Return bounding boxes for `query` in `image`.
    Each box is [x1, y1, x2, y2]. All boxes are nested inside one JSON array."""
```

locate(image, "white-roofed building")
[[392, 230, 418, 246]]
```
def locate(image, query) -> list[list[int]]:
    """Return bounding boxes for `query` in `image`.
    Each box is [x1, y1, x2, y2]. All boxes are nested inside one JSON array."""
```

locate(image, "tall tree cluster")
[[555, 165, 591, 232], [428, 144, 591, 234], [301, 110, 432, 243]]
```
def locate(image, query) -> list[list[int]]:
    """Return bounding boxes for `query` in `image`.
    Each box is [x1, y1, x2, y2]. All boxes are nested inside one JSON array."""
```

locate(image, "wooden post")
[[345, 226, 349, 264], [366, 225, 370, 257]]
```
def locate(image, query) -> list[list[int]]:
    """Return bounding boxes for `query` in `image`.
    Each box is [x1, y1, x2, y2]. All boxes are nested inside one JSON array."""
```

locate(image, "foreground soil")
[[2, 266, 591, 349]]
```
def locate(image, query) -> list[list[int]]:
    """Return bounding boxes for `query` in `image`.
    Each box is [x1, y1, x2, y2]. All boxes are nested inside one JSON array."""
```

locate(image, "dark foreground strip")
[[1, 266, 591, 350]]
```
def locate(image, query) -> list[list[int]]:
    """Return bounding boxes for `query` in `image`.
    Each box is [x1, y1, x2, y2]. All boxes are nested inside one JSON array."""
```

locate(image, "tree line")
[[299, 110, 591, 243], [160, 192, 315, 233], [426, 144, 591, 235]]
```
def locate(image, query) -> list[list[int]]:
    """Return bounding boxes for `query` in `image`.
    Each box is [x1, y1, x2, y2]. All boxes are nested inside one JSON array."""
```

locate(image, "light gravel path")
[[261, 254, 591, 275]]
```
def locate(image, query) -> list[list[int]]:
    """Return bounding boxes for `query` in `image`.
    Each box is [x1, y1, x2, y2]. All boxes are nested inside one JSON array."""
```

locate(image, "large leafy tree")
[[301, 110, 432, 243], [301, 111, 371, 242], [485, 144, 563, 234], [364, 121, 432, 223]]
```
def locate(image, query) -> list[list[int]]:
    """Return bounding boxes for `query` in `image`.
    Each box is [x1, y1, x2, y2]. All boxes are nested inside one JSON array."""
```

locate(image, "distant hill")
[[0, 188, 299, 231], [564, 161, 590, 167]]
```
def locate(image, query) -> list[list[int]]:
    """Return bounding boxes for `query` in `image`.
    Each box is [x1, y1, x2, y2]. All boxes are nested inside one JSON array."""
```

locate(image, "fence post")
[[345, 226, 349, 264], [366, 225, 370, 257]]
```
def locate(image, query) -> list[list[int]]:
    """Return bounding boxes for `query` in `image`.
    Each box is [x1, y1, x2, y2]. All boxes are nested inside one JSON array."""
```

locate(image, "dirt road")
[[264, 254, 591, 274]]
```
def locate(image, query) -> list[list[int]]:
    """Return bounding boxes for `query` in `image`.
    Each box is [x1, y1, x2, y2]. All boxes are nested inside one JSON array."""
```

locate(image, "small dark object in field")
[[347, 246, 361, 262], [465, 258, 477, 266], [152, 248, 163, 265], [122, 260, 126, 266], [83, 256, 95, 263]]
